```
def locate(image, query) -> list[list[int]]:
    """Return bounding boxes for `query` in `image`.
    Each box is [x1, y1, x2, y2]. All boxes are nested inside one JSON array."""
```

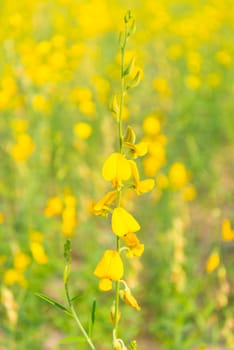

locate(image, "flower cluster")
[[91, 11, 155, 347]]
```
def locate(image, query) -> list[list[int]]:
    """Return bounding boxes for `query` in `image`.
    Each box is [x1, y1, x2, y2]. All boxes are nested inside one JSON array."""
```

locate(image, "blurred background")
[[0, 0, 234, 349]]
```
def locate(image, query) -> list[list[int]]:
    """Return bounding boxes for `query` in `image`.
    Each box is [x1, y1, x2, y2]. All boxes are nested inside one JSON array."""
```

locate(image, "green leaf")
[[35, 292, 71, 316], [88, 299, 96, 337], [59, 336, 86, 344], [123, 56, 135, 76], [70, 293, 84, 302]]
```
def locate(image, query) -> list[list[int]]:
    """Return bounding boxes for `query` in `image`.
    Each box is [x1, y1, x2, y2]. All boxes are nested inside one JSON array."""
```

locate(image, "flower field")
[[0, 1, 234, 349]]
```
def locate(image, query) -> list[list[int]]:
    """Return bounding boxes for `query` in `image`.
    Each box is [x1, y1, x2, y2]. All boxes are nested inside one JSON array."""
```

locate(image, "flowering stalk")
[[93, 10, 154, 349]]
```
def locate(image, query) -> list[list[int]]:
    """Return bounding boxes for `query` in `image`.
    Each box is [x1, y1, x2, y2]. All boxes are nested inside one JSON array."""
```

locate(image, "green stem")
[[65, 266, 96, 350]]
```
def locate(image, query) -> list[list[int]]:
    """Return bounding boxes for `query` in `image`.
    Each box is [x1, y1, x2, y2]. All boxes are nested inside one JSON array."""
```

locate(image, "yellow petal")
[[134, 142, 148, 157], [94, 191, 117, 213], [119, 290, 141, 311], [112, 207, 140, 237], [99, 278, 112, 291], [222, 219, 234, 241], [129, 160, 140, 183], [136, 179, 155, 194], [94, 250, 124, 281], [102, 153, 131, 185], [205, 251, 220, 273]]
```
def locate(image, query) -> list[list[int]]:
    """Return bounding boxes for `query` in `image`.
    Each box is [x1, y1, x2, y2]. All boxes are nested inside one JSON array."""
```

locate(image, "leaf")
[[88, 300, 96, 337], [70, 293, 84, 302], [59, 336, 86, 344], [123, 56, 135, 76], [35, 292, 71, 316]]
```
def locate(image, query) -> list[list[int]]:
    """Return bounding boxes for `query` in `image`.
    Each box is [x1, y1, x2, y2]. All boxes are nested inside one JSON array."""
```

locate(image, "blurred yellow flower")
[[61, 206, 77, 236], [153, 77, 171, 96], [167, 44, 182, 60], [10, 119, 28, 135], [44, 196, 63, 217], [185, 75, 201, 90], [14, 252, 30, 271], [30, 242, 48, 264], [143, 115, 161, 135], [102, 153, 131, 189], [182, 185, 197, 201], [73, 122, 92, 140], [169, 162, 189, 190], [11, 134, 35, 162], [94, 250, 124, 291], [0, 212, 4, 224], [222, 219, 234, 241], [3, 269, 27, 287], [143, 156, 163, 177], [32, 94, 49, 112], [205, 251, 220, 273], [112, 207, 140, 237], [156, 174, 169, 189], [216, 50, 232, 66]]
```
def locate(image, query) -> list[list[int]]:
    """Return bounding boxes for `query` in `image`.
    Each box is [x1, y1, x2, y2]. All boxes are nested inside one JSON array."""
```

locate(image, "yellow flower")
[[3, 269, 27, 287], [135, 179, 155, 195], [102, 153, 131, 189], [11, 134, 35, 163], [222, 219, 234, 241], [143, 156, 163, 177], [129, 160, 155, 195], [156, 174, 168, 189], [30, 242, 48, 264], [14, 252, 30, 271], [32, 94, 49, 112], [205, 251, 220, 273], [185, 75, 201, 90], [73, 122, 92, 140], [182, 185, 197, 201], [143, 115, 161, 135], [119, 289, 141, 311], [0, 212, 4, 224], [169, 162, 189, 190], [10, 119, 28, 135], [92, 191, 117, 216], [94, 250, 124, 291], [124, 141, 148, 158], [44, 196, 63, 217], [61, 208, 77, 237], [122, 232, 144, 257], [216, 50, 232, 66], [153, 77, 171, 96], [112, 207, 140, 237]]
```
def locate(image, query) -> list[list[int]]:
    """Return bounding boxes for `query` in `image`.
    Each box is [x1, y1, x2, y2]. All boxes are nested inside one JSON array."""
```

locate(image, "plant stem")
[[64, 265, 96, 350]]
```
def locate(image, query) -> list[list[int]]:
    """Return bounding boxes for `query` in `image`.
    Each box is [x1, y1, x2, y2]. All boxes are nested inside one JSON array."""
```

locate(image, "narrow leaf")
[[35, 292, 71, 314], [88, 299, 96, 337]]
